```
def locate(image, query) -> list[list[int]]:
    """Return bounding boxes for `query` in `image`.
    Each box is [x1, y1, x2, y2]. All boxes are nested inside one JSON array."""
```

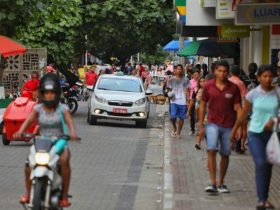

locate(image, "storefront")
[[235, 2, 280, 69]]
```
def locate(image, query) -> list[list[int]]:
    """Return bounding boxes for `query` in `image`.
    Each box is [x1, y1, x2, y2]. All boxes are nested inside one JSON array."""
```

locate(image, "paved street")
[[163, 111, 280, 210], [0, 102, 165, 210]]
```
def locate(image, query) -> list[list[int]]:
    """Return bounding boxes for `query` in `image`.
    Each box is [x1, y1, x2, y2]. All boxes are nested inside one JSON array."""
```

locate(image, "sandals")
[[265, 201, 275, 209], [171, 131, 177, 137], [60, 198, 71, 208], [20, 194, 30, 204]]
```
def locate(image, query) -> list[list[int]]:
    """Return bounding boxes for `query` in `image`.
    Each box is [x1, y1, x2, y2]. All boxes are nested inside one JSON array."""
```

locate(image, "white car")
[[87, 75, 152, 128]]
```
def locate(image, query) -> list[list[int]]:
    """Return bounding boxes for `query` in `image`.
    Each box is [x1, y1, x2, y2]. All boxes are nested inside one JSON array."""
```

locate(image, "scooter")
[[21, 133, 80, 210], [2, 92, 38, 145]]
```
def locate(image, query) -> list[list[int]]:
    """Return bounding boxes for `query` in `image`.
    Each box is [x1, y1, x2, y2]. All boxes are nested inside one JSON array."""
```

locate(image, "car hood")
[[95, 90, 145, 102]]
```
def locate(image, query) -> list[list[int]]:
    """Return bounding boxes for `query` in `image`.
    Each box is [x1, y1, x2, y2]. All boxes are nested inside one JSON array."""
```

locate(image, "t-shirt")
[[34, 103, 69, 137], [229, 76, 247, 98], [246, 86, 280, 133], [23, 79, 40, 91], [188, 79, 198, 99], [202, 79, 241, 128], [85, 71, 98, 86], [167, 77, 189, 105]]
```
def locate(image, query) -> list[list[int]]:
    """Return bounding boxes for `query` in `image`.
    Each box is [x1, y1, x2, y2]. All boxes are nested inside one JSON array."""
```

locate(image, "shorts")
[[205, 123, 231, 156], [170, 103, 187, 120]]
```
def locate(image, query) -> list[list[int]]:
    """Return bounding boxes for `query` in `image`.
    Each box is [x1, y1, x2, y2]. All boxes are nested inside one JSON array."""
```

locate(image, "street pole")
[[137, 53, 140, 64], [85, 35, 88, 66], [179, 35, 185, 66]]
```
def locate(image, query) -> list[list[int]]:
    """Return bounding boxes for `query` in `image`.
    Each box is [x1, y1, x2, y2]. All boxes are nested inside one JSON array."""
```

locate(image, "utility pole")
[[85, 35, 88, 66]]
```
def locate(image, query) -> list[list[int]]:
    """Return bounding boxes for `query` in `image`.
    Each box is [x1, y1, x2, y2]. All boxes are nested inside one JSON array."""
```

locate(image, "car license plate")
[[113, 108, 127, 113]]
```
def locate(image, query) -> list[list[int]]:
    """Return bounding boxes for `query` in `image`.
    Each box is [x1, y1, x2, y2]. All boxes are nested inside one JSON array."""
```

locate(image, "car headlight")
[[95, 95, 107, 104], [135, 98, 146, 106], [35, 153, 50, 165]]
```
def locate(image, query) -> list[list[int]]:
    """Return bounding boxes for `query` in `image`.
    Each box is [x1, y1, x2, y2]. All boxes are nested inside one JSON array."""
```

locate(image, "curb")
[[162, 107, 173, 210]]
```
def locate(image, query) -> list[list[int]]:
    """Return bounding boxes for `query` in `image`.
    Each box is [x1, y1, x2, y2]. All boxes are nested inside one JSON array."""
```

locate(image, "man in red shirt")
[[199, 60, 242, 194], [22, 71, 40, 100], [85, 65, 98, 88]]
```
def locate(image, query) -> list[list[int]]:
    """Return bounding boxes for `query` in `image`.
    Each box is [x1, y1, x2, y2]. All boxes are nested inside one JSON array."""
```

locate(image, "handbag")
[[266, 122, 280, 165], [266, 88, 280, 165]]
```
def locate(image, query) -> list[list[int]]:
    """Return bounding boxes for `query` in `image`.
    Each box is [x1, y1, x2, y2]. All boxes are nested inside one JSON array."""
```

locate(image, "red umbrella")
[[0, 35, 27, 57]]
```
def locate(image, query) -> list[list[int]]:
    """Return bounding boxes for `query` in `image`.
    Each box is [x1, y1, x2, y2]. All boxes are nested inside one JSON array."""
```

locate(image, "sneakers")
[[205, 184, 218, 193], [217, 185, 230, 193], [205, 184, 230, 194], [195, 144, 201, 150], [188, 131, 195, 136]]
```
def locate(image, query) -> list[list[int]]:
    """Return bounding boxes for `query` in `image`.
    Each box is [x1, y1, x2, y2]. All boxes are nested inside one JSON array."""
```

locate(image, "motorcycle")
[[61, 85, 78, 114], [21, 133, 80, 210]]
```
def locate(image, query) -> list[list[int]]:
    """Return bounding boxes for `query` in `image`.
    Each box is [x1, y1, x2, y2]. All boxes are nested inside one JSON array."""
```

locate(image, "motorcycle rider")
[[14, 73, 78, 208], [21, 71, 40, 100]]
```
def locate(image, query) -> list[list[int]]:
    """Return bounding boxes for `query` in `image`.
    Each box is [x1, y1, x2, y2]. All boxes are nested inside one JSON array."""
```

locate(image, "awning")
[[178, 39, 239, 58], [0, 35, 27, 57], [163, 40, 190, 52]]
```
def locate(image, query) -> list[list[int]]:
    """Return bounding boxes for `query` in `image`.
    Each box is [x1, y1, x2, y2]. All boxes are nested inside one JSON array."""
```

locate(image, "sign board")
[[235, 3, 280, 25], [219, 25, 250, 38], [199, 0, 216, 7], [216, 0, 235, 19]]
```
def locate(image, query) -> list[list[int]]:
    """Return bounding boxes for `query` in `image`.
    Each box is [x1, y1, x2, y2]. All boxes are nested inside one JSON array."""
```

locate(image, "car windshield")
[[97, 78, 143, 93]]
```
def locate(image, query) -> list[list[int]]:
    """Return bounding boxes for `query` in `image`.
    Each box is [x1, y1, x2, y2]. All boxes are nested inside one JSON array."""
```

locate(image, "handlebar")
[[21, 133, 81, 142]]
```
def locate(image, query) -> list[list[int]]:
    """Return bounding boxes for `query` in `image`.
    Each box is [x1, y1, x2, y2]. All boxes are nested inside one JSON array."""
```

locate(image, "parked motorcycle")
[[21, 133, 80, 210], [61, 85, 78, 114]]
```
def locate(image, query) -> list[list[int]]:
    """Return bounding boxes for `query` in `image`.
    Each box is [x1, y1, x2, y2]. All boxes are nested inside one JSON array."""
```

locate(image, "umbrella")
[[0, 35, 27, 57], [163, 40, 190, 51], [178, 39, 239, 58]]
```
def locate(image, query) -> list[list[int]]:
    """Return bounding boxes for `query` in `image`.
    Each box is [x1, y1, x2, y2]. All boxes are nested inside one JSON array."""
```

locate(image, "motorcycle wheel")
[[32, 178, 45, 210], [67, 98, 78, 114]]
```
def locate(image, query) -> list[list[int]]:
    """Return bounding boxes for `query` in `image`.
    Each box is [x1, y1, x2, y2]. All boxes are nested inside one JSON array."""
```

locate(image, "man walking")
[[167, 64, 189, 138], [84, 64, 98, 88], [199, 60, 242, 193]]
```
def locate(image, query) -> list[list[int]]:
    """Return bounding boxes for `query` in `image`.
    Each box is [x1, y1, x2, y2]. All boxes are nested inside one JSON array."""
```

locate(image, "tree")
[[15, 0, 83, 67], [81, 0, 174, 63]]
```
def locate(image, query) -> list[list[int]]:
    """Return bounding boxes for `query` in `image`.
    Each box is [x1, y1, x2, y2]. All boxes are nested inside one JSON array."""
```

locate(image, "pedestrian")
[[185, 64, 193, 80], [199, 60, 242, 194], [231, 65, 279, 210], [247, 62, 259, 91], [229, 65, 247, 154], [126, 63, 133, 75], [84, 64, 98, 89], [188, 70, 200, 135], [187, 77, 206, 150], [167, 64, 189, 138], [202, 64, 208, 77]]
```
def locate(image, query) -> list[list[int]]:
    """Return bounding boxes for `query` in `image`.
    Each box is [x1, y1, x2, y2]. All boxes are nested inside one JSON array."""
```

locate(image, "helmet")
[[39, 73, 61, 107]]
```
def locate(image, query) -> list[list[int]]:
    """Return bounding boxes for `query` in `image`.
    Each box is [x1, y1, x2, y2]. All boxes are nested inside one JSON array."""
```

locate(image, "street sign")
[[235, 3, 280, 25]]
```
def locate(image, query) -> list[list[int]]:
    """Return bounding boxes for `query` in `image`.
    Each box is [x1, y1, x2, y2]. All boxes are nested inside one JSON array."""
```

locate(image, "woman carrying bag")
[[231, 65, 280, 210]]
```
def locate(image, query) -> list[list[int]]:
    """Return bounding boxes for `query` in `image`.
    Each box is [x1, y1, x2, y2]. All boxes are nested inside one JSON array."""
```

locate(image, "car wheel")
[[136, 119, 147, 128], [2, 133, 10, 145], [88, 110, 97, 125]]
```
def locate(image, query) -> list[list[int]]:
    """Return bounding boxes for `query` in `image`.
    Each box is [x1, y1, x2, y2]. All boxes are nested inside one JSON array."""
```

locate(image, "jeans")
[[190, 106, 195, 132], [248, 131, 273, 202], [205, 123, 231, 156]]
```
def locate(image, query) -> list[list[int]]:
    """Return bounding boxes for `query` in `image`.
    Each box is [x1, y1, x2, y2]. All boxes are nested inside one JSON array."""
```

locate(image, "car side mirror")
[[87, 87, 94, 92], [145, 89, 153, 95]]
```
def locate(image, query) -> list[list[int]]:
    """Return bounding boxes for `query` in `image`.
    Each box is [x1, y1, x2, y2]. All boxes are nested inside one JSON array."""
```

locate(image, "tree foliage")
[[82, 0, 174, 63], [0, 0, 175, 66]]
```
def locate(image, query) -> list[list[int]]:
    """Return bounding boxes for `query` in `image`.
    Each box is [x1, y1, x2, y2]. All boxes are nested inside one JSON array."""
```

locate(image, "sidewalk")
[[162, 113, 280, 210]]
